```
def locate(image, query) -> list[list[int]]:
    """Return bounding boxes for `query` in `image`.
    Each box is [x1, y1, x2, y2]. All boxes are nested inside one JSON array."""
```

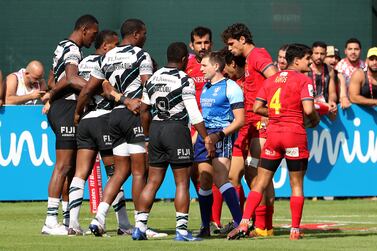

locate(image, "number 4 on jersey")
[[270, 87, 281, 114]]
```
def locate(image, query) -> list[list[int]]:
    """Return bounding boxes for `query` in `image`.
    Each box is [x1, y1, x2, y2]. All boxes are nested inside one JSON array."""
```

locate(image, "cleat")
[[175, 231, 202, 241], [290, 228, 304, 240], [117, 226, 133, 236], [219, 222, 235, 235], [68, 227, 84, 236], [41, 224, 68, 236], [146, 228, 168, 238], [132, 227, 147, 240], [249, 227, 274, 237], [210, 222, 222, 234], [89, 219, 105, 237], [227, 222, 248, 240], [196, 226, 210, 238]]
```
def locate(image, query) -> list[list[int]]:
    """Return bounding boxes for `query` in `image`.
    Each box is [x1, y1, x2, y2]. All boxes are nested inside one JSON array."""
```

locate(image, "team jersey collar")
[[205, 77, 226, 88]]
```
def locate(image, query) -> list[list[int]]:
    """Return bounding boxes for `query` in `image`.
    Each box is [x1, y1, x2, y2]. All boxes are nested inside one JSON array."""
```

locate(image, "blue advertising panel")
[[0, 105, 376, 200]]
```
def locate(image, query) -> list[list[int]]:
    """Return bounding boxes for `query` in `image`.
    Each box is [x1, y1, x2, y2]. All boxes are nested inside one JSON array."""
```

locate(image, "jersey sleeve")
[[64, 45, 82, 66], [301, 76, 315, 101], [139, 52, 153, 76], [90, 56, 106, 80], [254, 49, 274, 74], [256, 80, 268, 103], [226, 79, 244, 109], [182, 77, 196, 101]]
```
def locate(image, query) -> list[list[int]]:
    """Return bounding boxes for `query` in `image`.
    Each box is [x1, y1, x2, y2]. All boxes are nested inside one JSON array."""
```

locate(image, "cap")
[[367, 47, 377, 58], [326, 45, 339, 57]]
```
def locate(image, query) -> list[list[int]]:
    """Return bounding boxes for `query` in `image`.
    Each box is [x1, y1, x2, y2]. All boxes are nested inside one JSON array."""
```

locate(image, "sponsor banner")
[[0, 105, 376, 200]]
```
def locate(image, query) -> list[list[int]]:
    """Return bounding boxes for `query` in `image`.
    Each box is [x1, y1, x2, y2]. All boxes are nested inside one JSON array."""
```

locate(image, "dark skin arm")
[[253, 99, 269, 117]]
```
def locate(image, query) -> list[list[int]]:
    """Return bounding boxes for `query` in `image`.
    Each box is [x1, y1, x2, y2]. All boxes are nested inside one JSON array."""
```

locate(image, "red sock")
[[211, 184, 223, 226], [234, 185, 245, 213], [242, 191, 263, 220], [266, 205, 274, 230], [196, 182, 201, 193], [290, 196, 304, 228], [255, 205, 267, 230]]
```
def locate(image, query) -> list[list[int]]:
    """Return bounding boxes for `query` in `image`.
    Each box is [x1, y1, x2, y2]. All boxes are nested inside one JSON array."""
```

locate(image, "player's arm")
[[74, 75, 103, 125], [140, 89, 152, 141], [328, 68, 338, 111], [302, 99, 320, 128], [253, 99, 268, 117], [5, 74, 44, 104], [349, 69, 377, 106], [262, 64, 278, 78]]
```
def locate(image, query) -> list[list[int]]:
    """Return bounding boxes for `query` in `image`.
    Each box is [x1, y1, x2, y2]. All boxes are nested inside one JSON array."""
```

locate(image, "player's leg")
[[101, 153, 132, 235], [212, 157, 242, 234], [68, 148, 97, 235], [228, 158, 281, 240], [287, 158, 308, 240], [133, 164, 167, 240], [129, 149, 146, 211]]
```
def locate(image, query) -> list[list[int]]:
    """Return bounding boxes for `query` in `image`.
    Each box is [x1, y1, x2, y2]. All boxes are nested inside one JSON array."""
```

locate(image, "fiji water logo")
[[0, 121, 53, 167]]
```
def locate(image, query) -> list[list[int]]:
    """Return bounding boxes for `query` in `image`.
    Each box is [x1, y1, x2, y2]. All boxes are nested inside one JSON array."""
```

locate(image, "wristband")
[[215, 131, 225, 141], [119, 95, 126, 105], [144, 136, 150, 142]]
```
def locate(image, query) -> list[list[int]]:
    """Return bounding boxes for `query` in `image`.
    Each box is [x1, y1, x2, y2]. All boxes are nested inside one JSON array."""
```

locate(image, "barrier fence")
[[0, 105, 376, 201]]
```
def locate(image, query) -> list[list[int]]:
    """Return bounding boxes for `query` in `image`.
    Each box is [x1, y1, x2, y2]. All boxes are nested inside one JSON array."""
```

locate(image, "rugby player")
[[227, 43, 320, 240], [42, 14, 98, 235]]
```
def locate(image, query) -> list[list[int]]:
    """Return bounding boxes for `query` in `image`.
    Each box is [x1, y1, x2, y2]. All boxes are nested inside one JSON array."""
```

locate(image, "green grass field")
[[0, 199, 377, 251]]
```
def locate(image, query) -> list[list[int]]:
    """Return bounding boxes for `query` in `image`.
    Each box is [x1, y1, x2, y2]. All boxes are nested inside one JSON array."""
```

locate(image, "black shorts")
[[47, 98, 77, 149], [148, 120, 193, 167], [108, 107, 145, 148], [77, 112, 112, 151]]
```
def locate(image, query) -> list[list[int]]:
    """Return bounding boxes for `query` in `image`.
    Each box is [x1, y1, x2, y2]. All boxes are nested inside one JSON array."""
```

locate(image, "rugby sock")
[[255, 205, 267, 230], [234, 185, 245, 212], [266, 205, 274, 230], [45, 197, 60, 227], [135, 211, 148, 232], [68, 177, 85, 229], [242, 191, 263, 220], [112, 189, 131, 229], [95, 202, 110, 226], [176, 212, 189, 235], [219, 182, 242, 226], [62, 200, 69, 227], [290, 196, 304, 228], [211, 184, 223, 226], [198, 188, 213, 228]]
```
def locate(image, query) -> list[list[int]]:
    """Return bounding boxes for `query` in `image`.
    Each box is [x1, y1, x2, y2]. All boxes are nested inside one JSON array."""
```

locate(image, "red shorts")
[[260, 131, 309, 160], [232, 120, 267, 158]]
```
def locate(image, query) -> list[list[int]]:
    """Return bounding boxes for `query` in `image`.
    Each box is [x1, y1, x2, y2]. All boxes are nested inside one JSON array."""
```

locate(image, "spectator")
[[348, 47, 377, 106], [275, 44, 289, 71], [5, 61, 47, 105], [335, 38, 365, 109], [324, 45, 340, 68], [309, 41, 337, 119]]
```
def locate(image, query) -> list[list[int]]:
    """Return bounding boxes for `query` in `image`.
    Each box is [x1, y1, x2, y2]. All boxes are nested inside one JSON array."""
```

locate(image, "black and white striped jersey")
[[142, 67, 196, 123], [52, 39, 83, 82], [52, 39, 83, 99], [78, 54, 114, 111], [91, 44, 153, 102]]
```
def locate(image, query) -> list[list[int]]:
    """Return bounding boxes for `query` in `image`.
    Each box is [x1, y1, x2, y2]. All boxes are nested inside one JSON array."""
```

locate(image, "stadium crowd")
[[1, 14, 377, 241]]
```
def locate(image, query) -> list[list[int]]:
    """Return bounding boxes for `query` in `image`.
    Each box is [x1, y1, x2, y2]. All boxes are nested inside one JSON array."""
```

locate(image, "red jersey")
[[185, 54, 206, 106], [244, 47, 274, 117], [256, 70, 314, 135]]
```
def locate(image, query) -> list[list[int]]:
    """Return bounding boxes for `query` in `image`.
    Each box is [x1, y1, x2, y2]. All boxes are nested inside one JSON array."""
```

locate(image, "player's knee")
[[199, 171, 212, 190]]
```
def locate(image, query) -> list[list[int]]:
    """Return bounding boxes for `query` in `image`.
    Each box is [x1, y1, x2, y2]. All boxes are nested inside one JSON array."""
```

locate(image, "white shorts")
[[112, 142, 146, 156]]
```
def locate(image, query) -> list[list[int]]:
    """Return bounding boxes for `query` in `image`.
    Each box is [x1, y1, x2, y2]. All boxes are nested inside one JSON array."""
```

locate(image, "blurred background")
[[0, 0, 376, 78]]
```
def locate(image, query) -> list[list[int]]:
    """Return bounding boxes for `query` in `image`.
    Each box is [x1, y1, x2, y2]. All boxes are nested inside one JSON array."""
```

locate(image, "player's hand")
[[204, 135, 215, 158], [73, 112, 81, 126], [42, 101, 50, 114], [102, 81, 114, 96], [31, 90, 46, 99], [126, 98, 141, 114], [261, 116, 269, 128]]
